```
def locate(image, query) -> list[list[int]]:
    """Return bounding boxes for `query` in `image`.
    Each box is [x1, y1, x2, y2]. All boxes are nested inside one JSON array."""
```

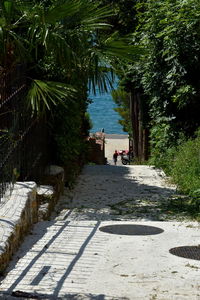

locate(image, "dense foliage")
[[111, 1, 200, 144], [112, 89, 131, 133], [0, 0, 141, 178], [171, 132, 200, 195], [136, 0, 200, 144], [106, 0, 200, 200], [133, 1, 200, 199], [1, 0, 200, 197]]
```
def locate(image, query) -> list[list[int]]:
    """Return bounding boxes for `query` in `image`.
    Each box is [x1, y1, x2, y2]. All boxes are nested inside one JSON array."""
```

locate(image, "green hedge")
[[171, 133, 200, 195]]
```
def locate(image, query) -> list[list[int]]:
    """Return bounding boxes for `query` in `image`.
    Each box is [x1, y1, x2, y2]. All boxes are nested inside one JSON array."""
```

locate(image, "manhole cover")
[[169, 246, 200, 260], [99, 224, 164, 235]]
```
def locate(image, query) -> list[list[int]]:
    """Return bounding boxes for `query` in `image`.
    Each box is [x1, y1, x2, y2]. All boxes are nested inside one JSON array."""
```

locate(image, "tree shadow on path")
[[65, 164, 177, 222], [0, 164, 180, 300]]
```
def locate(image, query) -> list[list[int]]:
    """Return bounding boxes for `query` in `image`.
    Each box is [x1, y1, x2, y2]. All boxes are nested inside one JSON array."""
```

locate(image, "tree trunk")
[[130, 91, 138, 158], [130, 89, 149, 162]]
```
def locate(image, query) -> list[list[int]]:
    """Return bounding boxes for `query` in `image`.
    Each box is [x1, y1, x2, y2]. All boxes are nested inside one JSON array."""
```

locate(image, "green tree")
[[112, 88, 131, 133], [0, 0, 143, 172], [0, 0, 141, 112], [126, 0, 200, 162], [95, 0, 149, 160]]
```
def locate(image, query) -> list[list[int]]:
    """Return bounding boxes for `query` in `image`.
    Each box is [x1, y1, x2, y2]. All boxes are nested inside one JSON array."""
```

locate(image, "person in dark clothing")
[[113, 150, 118, 165]]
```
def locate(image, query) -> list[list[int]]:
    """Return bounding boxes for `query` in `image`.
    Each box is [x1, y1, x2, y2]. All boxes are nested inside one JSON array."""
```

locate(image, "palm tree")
[[0, 0, 141, 115]]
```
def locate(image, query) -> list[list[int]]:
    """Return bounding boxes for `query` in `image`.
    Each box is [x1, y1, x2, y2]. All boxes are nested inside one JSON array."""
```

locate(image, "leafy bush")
[[53, 101, 87, 164], [171, 133, 200, 195], [148, 120, 177, 172], [83, 112, 93, 136], [51, 100, 92, 185]]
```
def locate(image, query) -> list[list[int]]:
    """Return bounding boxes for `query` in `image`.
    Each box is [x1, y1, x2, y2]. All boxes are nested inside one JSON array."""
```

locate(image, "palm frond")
[[85, 32, 144, 94], [9, 30, 30, 60], [46, 0, 113, 31], [45, 0, 82, 24], [2, 0, 14, 24], [78, 2, 113, 30], [89, 70, 115, 95], [27, 80, 77, 115], [87, 54, 115, 94], [101, 33, 145, 61]]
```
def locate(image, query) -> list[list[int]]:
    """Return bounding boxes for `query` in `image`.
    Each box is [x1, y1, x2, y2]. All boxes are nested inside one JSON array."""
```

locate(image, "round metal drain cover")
[[169, 246, 200, 260], [99, 224, 164, 235]]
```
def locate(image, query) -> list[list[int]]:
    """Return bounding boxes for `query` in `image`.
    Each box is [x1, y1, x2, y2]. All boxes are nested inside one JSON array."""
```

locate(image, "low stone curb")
[[37, 185, 55, 221], [0, 165, 65, 274], [0, 182, 37, 274]]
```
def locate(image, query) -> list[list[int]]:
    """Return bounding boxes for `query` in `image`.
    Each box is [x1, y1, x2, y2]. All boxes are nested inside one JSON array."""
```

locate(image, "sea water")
[[88, 88, 124, 134]]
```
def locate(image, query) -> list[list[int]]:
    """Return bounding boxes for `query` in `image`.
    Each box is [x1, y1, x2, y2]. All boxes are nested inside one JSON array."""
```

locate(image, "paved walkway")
[[0, 165, 200, 299]]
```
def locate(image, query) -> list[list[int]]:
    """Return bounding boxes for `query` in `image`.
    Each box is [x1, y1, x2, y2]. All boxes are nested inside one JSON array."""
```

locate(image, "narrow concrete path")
[[0, 165, 200, 299]]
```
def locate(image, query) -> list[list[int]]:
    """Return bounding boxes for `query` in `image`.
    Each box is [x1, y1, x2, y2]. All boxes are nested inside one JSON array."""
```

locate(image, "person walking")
[[113, 150, 118, 165]]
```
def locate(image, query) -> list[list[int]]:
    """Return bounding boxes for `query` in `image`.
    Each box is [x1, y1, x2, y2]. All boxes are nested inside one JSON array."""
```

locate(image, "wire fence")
[[0, 64, 50, 201]]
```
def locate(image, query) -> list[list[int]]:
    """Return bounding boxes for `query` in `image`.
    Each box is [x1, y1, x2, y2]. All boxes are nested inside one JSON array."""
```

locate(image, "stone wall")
[[0, 182, 37, 273], [0, 165, 64, 274], [87, 132, 106, 164]]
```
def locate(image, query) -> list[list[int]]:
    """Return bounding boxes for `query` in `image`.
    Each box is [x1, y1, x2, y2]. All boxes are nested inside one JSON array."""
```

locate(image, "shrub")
[[171, 132, 200, 195], [148, 121, 177, 173]]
